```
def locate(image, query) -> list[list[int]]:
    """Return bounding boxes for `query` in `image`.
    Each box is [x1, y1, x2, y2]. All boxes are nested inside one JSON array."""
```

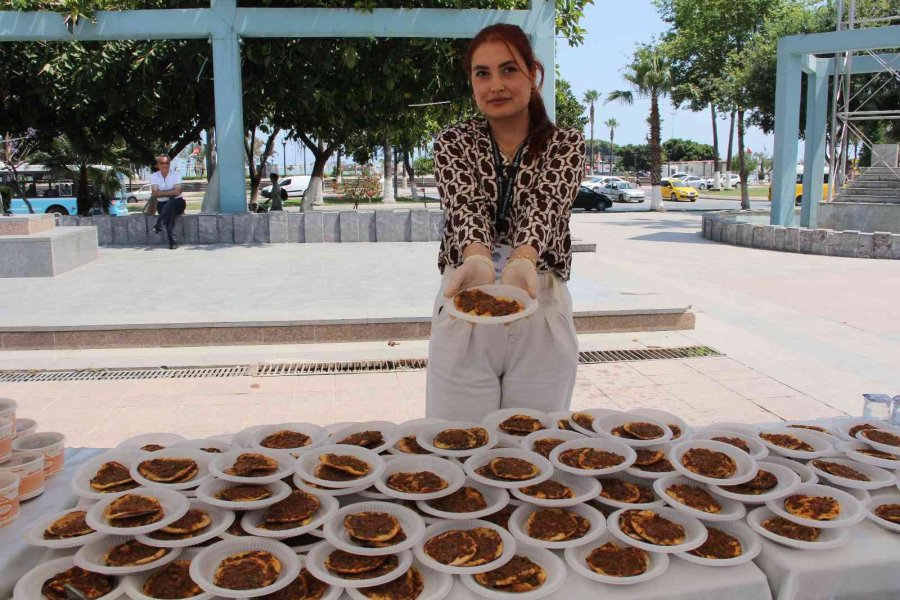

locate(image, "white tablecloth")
[[755, 520, 900, 600], [0, 448, 103, 599]]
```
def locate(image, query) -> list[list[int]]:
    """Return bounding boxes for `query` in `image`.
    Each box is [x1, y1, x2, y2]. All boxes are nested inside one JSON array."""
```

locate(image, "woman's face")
[[470, 40, 535, 121]]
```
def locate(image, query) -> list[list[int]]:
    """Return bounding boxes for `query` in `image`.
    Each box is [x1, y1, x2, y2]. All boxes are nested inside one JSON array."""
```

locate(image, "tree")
[[604, 117, 619, 169], [661, 138, 717, 162], [607, 44, 681, 211], [582, 90, 600, 175], [1, 129, 40, 213], [556, 78, 588, 131], [617, 144, 654, 173]]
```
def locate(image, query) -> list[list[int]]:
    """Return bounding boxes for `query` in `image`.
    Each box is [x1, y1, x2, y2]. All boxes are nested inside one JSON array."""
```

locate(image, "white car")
[[600, 180, 645, 203], [125, 184, 152, 203], [680, 175, 708, 190], [704, 174, 742, 188], [586, 176, 626, 193], [262, 175, 311, 198]]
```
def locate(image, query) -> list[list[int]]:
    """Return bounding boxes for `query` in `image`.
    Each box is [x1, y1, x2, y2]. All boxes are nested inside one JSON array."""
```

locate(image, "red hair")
[[463, 24, 556, 154]]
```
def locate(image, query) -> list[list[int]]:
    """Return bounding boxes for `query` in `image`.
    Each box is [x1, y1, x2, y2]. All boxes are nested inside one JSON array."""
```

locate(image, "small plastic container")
[[0, 398, 17, 422], [0, 451, 45, 501], [0, 472, 20, 528], [0, 419, 13, 464], [13, 432, 65, 477], [13, 418, 37, 440]]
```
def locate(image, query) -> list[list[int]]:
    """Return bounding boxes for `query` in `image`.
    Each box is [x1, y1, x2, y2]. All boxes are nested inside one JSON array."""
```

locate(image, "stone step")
[[839, 187, 900, 199], [855, 174, 900, 183], [834, 194, 900, 204], [845, 180, 900, 189]]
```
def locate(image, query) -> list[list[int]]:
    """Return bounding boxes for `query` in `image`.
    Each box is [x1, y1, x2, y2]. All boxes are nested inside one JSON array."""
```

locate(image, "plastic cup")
[[0, 472, 20, 527], [0, 451, 44, 500], [13, 432, 66, 477]]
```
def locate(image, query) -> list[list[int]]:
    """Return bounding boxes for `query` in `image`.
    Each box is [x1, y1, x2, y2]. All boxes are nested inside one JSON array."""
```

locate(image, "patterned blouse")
[[433, 118, 586, 281]]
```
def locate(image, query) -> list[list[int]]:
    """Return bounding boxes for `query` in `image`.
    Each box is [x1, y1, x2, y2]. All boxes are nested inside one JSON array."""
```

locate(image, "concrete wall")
[[57, 209, 446, 246], [818, 202, 900, 234]]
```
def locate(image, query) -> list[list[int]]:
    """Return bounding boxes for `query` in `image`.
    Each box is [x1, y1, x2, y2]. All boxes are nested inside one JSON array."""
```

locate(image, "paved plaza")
[[1, 211, 898, 447]]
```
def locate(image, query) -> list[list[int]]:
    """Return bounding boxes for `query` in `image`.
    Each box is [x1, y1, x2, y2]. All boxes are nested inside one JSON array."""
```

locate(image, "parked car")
[[261, 175, 312, 198], [704, 174, 742, 188], [573, 185, 613, 211], [583, 176, 626, 193], [661, 178, 698, 202], [670, 172, 689, 180], [126, 184, 152, 203], [600, 180, 645, 203], [680, 175, 707, 190]]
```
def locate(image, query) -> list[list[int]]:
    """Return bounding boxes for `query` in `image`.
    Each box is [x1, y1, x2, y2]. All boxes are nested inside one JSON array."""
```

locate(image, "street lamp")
[[281, 139, 287, 175]]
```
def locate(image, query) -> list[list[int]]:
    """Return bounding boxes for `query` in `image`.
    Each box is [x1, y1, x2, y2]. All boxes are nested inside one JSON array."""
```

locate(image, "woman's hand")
[[443, 254, 496, 298], [501, 257, 538, 298]]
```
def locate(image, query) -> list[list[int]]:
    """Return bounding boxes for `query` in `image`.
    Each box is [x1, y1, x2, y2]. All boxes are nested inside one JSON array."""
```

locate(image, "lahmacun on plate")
[[445, 285, 538, 325]]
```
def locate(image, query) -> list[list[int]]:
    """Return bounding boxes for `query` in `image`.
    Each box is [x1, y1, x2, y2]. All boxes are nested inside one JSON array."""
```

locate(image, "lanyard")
[[490, 137, 525, 230]]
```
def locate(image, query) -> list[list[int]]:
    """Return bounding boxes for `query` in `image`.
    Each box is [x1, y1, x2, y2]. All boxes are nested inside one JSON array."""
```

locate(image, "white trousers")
[[425, 268, 579, 422]]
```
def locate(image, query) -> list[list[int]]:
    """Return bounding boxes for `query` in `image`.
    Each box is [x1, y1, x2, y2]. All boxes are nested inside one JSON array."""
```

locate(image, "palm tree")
[[604, 117, 619, 172], [606, 44, 680, 211], [582, 90, 600, 176]]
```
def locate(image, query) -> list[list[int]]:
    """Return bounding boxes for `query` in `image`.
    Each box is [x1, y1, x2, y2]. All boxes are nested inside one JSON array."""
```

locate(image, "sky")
[[556, 0, 776, 158]]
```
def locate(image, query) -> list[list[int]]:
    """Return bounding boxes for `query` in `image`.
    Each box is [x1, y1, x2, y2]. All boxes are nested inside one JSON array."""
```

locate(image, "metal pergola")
[[0, 0, 556, 213]]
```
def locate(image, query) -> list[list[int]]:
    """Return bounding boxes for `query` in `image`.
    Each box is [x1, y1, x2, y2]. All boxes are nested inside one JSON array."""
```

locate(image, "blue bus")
[[1, 164, 128, 216]]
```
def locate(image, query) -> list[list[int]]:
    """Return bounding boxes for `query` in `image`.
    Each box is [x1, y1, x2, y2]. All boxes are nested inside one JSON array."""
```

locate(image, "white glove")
[[443, 254, 496, 298], [501, 257, 538, 298]]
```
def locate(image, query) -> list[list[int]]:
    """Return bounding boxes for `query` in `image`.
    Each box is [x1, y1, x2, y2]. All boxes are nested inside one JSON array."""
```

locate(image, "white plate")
[[702, 423, 760, 436], [388, 419, 444, 456], [122, 547, 213, 600], [765, 482, 866, 529], [669, 440, 759, 486], [548, 437, 636, 477], [464, 449, 553, 490], [482, 408, 557, 449], [75, 534, 182, 575], [306, 541, 414, 588], [865, 490, 900, 533], [565, 530, 669, 585], [171, 437, 232, 454], [293, 472, 371, 497], [653, 475, 747, 522], [759, 427, 835, 459], [508, 503, 606, 549], [130, 448, 213, 491], [806, 457, 895, 490], [444, 284, 539, 325], [855, 427, 900, 455], [190, 538, 301, 598], [626, 408, 694, 442], [71, 448, 148, 500], [135, 499, 235, 548], [510, 471, 601, 508], [413, 519, 517, 575], [417, 479, 511, 520], [593, 474, 666, 510], [14, 555, 124, 600], [707, 461, 802, 505], [833, 417, 897, 442], [674, 520, 763, 567], [345, 561, 452, 600], [520, 429, 586, 457], [760, 456, 818, 484], [248, 422, 330, 456], [208, 449, 296, 484], [232, 424, 272, 448], [459, 544, 566, 600], [783, 421, 839, 439], [373, 455, 466, 501], [323, 500, 426, 556], [692, 428, 768, 461], [242, 492, 339, 538], [195, 478, 292, 510], [747, 506, 850, 550], [329, 421, 401, 454], [25, 506, 108, 548], [833, 484, 871, 504], [623, 445, 678, 481], [607, 506, 707, 554], [117, 432, 187, 451], [838, 440, 900, 470], [296, 444, 386, 489], [86, 487, 190, 536], [358, 487, 392, 501], [595, 413, 673, 447], [565, 409, 620, 437], [416, 421, 500, 458]]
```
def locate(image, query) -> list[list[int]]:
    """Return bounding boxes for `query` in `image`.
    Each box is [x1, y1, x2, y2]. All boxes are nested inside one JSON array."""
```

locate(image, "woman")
[[425, 24, 585, 421]]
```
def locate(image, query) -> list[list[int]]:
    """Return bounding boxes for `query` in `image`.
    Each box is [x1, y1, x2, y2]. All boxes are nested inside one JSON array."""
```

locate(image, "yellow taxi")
[[768, 172, 830, 205], [661, 178, 699, 202]]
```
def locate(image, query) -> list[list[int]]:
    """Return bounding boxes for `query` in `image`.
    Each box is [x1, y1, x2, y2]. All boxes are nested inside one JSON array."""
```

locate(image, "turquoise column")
[[770, 45, 804, 227], [800, 59, 829, 229], [210, 0, 247, 214], [528, 0, 555, 121]]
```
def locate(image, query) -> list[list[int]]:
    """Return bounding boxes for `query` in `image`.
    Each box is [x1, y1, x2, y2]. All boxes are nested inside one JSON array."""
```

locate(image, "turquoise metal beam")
[[0, 10, 212, 40], [771, 45, 804, 227], [210, 0, 246, 214], [779, 24, 900, 55], [800, 59, 829, 229], [529, 0, 555, 121]]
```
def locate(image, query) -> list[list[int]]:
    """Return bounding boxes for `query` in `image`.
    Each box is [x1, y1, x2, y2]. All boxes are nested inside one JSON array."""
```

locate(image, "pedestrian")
[[268, 172, 284, 211], [150, 155, 186, 249], [425, 24, 585, 421]]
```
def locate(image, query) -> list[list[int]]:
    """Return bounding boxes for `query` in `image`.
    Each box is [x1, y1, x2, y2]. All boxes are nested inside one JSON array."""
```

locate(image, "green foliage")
[[616, 143, 655, 172], [556, 78, 588, 130], [335, 172, 382, 206], [412, 154, 435, 174], [662, 138, 717, 162]]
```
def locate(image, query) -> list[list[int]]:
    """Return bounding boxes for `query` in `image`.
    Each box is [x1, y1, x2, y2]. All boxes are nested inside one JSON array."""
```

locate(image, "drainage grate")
[[0, 346, 719, 382]]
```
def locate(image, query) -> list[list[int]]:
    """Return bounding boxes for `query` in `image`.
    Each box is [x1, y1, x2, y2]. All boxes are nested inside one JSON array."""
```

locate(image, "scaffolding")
[[828, 0, 900, 200]]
